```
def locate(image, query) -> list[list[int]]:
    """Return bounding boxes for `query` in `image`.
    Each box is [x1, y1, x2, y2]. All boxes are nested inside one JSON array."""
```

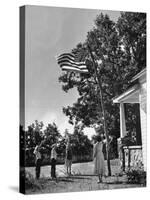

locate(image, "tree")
[[116, 12, 146, 143], [24, 121, 63, 166], [117, 12, 146, 73], [42, 122, 62, 148], [20, 125, 25, 166], [58, 12, 146, 175], [59, 14, 121, 139], [71, 125, 93, 157], [26, 120, 44, 146]]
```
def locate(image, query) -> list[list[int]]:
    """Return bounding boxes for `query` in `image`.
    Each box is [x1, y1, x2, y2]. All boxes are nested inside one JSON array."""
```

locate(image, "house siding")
[[139, 82, 147, 171]]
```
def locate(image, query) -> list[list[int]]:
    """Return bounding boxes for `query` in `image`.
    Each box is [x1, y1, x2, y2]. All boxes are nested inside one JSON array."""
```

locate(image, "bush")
[[126, 169, 146, 186], [121, 135, 136, 146]]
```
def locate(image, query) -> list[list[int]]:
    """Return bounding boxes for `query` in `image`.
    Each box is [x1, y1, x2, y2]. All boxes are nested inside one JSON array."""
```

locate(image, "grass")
[[25, 160, 145, 194]]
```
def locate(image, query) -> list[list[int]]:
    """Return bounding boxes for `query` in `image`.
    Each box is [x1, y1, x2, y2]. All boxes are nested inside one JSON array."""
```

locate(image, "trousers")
[[51, 158, 56, 178], [35, 159, 41, 179]]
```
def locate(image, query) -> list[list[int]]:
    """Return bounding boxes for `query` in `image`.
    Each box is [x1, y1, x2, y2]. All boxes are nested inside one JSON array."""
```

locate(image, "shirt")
[[33, 145, 41, 160], [51, 148, 57, 160], [66, 148, 72, 160]]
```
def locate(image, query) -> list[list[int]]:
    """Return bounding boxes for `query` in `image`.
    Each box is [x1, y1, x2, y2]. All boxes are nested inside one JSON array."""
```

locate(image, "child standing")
[[51, 144, 57, 179], [33, 142, 42, 179]]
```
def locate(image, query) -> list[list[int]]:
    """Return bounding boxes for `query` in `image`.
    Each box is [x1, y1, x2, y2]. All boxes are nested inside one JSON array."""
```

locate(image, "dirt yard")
[[25, 160, 145, 194]]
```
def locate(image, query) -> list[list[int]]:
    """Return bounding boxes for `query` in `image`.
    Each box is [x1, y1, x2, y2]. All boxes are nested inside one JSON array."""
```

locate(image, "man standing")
[[51, 144, 57, 179], [33, 142, 42, 179]]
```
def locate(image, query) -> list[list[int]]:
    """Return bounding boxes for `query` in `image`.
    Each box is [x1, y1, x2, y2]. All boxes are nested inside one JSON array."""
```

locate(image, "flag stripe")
[[62, 66, 89, 73], [56, 52, 88, 74], [59, 63, 87, 70], [57, 53, 84, 63], [58, 59, 85, 66], [58, 52, 84, 62], [57, 56, 75, 63], [58, 56, 75, 62], [57, 53, 75, 59]]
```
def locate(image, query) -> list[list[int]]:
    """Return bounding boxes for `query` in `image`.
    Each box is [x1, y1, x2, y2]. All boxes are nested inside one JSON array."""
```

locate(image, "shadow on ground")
[[66, 176, 91, 180], [40, 176, 91, 183]]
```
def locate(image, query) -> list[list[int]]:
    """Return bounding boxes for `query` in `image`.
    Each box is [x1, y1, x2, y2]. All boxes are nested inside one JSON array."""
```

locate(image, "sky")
[[24, 5, 120, 138]]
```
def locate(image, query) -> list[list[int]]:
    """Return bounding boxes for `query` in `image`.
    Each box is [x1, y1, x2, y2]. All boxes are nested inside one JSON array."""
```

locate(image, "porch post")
[[120, 103, 126, 138], [119, 103, 127, 171]]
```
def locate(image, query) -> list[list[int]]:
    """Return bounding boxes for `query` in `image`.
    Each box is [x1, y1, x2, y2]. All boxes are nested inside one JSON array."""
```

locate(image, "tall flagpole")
[[87, 45, 111, 176]]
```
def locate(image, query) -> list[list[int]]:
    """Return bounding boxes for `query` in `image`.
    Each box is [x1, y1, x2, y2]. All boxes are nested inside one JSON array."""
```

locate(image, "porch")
[[113, 69, 146, 171]]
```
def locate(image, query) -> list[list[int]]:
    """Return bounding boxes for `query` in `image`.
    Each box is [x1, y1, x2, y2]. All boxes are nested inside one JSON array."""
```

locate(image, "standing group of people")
[[33, 139, 73, 180], [33, 134, 112, 184]]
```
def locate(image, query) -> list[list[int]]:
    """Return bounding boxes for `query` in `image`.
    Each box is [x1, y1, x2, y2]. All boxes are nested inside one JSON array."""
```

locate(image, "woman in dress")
[[65, 142, 73, 175], [93, 135, 105, 183]]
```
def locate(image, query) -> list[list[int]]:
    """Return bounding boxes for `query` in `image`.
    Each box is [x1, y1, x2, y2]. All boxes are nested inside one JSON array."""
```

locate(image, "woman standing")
[[65, 142, 73, 175], [93, 135, 105, 183]]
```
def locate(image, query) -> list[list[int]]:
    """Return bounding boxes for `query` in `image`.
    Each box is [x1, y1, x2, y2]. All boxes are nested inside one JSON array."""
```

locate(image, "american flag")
[[56, 51, 88, 73]]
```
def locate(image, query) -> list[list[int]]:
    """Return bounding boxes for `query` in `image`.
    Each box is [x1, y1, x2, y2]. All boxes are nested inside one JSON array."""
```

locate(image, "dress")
[[65, 146, 72, 174], [93, 142, 105, 176], [51, 147, 57, 178]]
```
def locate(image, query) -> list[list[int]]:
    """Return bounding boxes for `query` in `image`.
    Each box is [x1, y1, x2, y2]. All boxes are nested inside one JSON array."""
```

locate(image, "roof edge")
[[131, 68, 146, 82]]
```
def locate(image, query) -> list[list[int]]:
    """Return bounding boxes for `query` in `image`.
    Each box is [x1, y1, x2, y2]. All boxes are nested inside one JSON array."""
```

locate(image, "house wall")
[[139, 81, 147, 171]]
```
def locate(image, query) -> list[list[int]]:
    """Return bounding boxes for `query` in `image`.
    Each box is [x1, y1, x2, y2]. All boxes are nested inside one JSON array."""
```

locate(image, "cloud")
[[41, 112, 74, 135], [26, 109, 96, 139], [41, 112, 96, 139], [59, 117, 74, 135]]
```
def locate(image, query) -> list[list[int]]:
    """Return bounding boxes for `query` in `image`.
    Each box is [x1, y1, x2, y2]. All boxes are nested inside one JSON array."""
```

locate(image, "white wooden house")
[[113, 68, 146, 171]]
